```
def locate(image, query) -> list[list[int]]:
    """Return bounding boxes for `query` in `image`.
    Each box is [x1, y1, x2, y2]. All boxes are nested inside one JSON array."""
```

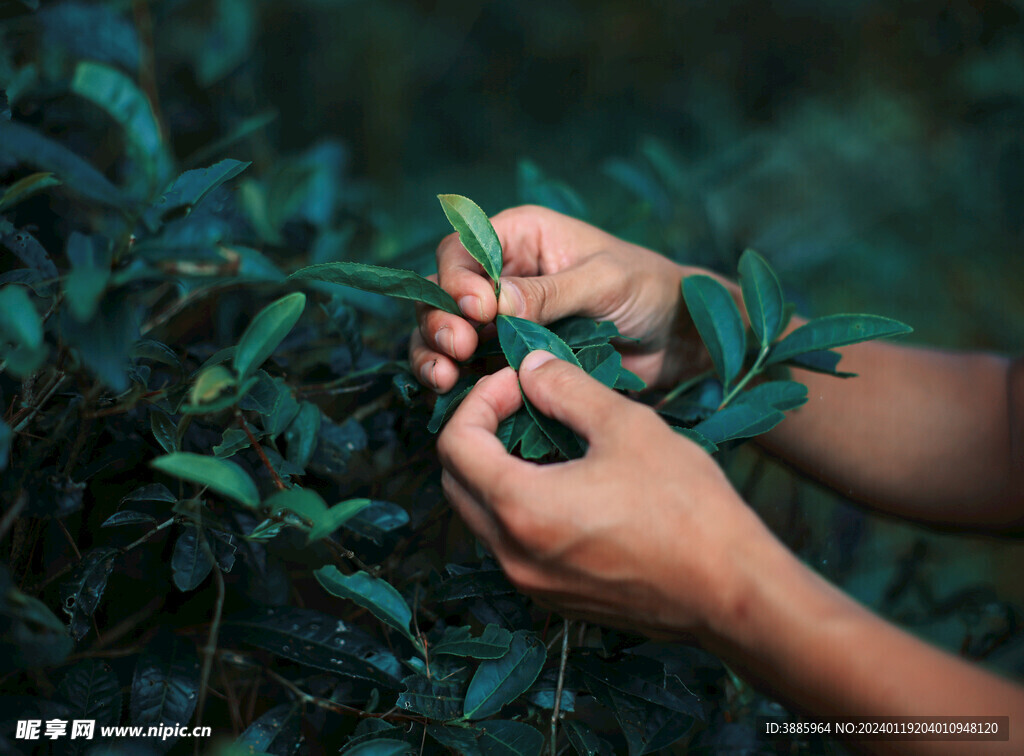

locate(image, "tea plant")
[[0, 3, 920, 755]]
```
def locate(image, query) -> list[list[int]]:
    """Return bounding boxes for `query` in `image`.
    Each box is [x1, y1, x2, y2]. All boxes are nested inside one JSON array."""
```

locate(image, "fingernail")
[[459, 295, 483, 321], [420, 359, 437, 389], [436, 325, 455, 356], [521, 350, 557, 372], [498, 280, 525, 316]]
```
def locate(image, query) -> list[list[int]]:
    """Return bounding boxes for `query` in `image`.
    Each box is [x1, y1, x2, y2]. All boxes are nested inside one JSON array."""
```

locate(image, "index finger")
[[436, 367, 537, 504], [436, 231, 498, 323]]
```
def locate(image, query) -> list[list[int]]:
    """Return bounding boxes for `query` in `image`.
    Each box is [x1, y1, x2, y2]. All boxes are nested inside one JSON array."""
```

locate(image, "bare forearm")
[[705, 530, 1024, 755], [759, 336, 1022, 528]]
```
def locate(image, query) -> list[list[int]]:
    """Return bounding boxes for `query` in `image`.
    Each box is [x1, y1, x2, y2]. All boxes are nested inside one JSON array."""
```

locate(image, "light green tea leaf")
[[308, 498, 373, 542], [151, 452, 260, 508], [438, 194, 503, 285], [290, 262, 460, 315], [234, 292, 306, 378]]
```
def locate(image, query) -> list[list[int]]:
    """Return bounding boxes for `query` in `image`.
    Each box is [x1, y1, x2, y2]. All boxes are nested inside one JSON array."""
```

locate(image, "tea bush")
[[0, 2, 1015, 755]]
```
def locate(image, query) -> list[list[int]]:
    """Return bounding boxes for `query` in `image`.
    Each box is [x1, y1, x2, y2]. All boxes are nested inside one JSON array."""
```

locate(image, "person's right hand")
[[409, 205, 732, 393]]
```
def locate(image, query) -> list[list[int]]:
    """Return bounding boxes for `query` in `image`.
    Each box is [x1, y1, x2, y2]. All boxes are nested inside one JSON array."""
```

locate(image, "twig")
[[236, 411, 286, 491], [550, 619, 570, 756], [121, 517, 176, 553], [194, 530, 226, 740], [12, 372, 66, 432]]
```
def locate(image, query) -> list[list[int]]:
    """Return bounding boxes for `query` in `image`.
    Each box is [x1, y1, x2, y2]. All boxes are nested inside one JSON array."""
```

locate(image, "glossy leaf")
[[151, 452, 260, 508], [284, 401, 321, 468], [343, 500, 410, 545], [691, 403, 785, 445], [171, 526, 214, 592], [234, 292, 306, 379], [496, 315, 579, 370], [428, 379, 474, 433], [0, 171, 61, 213], [290, 262, 460, 315], [428, 725, 484, 756], [396, 673, 467, 720], [523, 391, 584, 460], [766, 314, 912, 366], [265, 487, 327, 526], [734, 380, 808, 411], [222, 607, 402, 689], [477, 720, 544, 756], [235, 703, 301, 755], [438, 194, 503, 285], [563, 721, 610, 756], [101, 510, 158, 528], [147, 159, 251, 224], [432, 624, 513, 659], [738, 248, 785, 347], [71, 62, 169, 189], [150, 411, 177, 454], [121, 483, 176, 504], [130, 635, 200, 733], [57, 659, 123, 727], [682, 275, 746, 388], [59, 547, 118, 641], [464, 629, 546, 719], [0, 121, 123, 207], [315, 566, 416, 643]]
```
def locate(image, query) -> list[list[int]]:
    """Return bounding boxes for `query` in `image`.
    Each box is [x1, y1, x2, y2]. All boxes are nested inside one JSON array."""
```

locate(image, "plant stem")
[[195, 530, 225, 736], [236, 410, 286, 490], [719, 346, 769, 409], [655, 369, 714, 410], [550, 618, 570, 756]]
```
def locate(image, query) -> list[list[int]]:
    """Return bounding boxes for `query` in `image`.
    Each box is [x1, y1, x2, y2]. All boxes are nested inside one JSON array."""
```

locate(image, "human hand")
[[436, 350, 777, 641], [410, 205, 737, 393]]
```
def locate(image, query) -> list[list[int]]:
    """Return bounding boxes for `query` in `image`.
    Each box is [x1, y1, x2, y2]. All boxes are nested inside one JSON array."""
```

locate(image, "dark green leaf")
[[434, 568, 516, 602], [290, 262, 461, 315], [344, 721, 408, 752], [396, 673, 466, 720], [0, 420, 11, 472], [464, 630, 546, 719], [0, 568, 74, 668], [766, 314, 913, 366], [64, 233, 111, 323], [235, 703, 301, 756], [671, 427, 718, 454], [0, 121, 123, 207], [265, 487, 327, 528], [523, 390, 584, 460], [59, 547, 118, 641], [171, 526, 213, 592], [146, 160, 250, 225], [738, 249, 785, 347], [102, 511, 157, 528], [572, 653, 701, 756], [691, 403, 785, 445], [71, 62, 169, 191], [734, 380, 808, 411], [549, 316, 622, 348], [681, 275, 746, 388], [342, 500, 409, 545], [234, 292, 306, 379], [151, 453, 260, 508], [428, 379, 474, 434], [130, 635, 200, 733], [786, 348, 855, 376], [284, 401, 321, 469], [61, 293, 136, 391], [478, 720, 544, 756], [343, 739, 414, 756], [438, 194, 503, 285], [185, 111, 276, 168], [428, 724, 483, 756], [121, 483, 176, 504], [432, 624, 513, 659], [563, 721, 610, 756], [222, 607, 402, 689], [0, 171, 61, 213], [0, 284, 44, 377], [0, 220, 57, 278], [576, 344, 645, 391], [150, 411, 177, 454], [57, 659, 122, 726], [314, 566, 415, 643], [213, 428, 250, 458], [496, 315, 579, 370]]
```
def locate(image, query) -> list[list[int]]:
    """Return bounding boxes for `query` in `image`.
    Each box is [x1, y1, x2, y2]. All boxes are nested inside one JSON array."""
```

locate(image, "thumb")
[[518, 350, 647, 442], [497, 257, 612, 324]]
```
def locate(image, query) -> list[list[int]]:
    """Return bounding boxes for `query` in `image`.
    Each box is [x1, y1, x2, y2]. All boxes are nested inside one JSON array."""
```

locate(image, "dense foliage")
[[2, 1, 1023, 755]]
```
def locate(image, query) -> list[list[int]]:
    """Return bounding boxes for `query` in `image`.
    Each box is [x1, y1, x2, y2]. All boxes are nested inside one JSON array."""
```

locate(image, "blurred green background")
[[6, 0, 1024, 681]]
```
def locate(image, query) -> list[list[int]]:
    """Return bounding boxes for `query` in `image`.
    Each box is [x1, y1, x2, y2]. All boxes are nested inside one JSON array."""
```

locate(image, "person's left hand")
[[437, 350, 777, 641]]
